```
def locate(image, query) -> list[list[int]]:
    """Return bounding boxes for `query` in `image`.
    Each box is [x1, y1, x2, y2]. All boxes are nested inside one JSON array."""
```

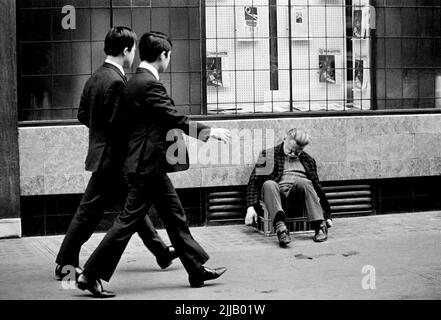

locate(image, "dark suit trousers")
[[82, 173, 209, 282], [56, 171, 169, 268]]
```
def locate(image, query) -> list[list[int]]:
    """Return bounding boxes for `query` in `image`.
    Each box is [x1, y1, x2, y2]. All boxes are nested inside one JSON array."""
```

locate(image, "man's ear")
[[123, 47, 130, 56]]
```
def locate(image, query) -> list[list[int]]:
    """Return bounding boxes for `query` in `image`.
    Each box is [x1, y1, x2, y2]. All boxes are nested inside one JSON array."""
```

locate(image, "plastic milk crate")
[[256, 201, 313, 236]]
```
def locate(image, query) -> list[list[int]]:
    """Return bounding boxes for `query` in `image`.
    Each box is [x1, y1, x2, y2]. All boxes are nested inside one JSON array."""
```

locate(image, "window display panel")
[[206, 0, 373, 114], [206, 0, 272, 114]]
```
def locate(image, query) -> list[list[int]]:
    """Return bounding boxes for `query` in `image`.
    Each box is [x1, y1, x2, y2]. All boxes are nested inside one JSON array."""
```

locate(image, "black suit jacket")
[[78, 63, 128, 173], [124, 68, 211, 174], [246, 143, 332, 220]]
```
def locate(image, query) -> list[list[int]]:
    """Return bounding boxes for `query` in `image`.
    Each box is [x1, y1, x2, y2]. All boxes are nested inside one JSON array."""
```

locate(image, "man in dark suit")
[[55, 27, 177, 284], [245, 129, 333, 247], [77, 31, 231, 298]]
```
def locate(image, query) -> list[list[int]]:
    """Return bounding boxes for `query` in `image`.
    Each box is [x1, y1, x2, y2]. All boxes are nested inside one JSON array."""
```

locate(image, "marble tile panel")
[[273, 118, 314, 138], [19, 148, 45, 177], [44, 147, 86, 176], [309, 117, 348, 137], [316, 162, 348, 182], [346, 135, 381, 162], [379, 159, 415, 178], [44, 174, 86, 195], [20, 176, 45, 196], [18, 128, 46, 150], [430, 157, 441, 175], [414, 114, 441, 134], [43, 126, 88, 148], [414, 134, 441, 158], [201, 165, 254, 187], [307, 136, 347, 162], [345, 116, 392, 136], [191, 139, 229, 168], [383, 116, 415, 135], [380, 134, 415, 160], [168, 168, 202, 189], [347, 160, 382, 180], [412, 158, 432, 177]]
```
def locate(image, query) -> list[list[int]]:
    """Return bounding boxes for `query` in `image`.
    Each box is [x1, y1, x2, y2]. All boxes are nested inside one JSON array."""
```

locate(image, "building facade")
[[1, 0, 441, 238]]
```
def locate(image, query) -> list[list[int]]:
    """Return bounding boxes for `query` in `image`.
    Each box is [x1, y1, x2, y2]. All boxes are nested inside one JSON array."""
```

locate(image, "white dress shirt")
[[104, 59, 125, 76], [139, 61, 160, 81]]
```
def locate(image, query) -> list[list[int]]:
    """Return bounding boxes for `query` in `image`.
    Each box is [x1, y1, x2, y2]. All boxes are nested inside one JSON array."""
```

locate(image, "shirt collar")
[[104, 59, 125, 76], [139, 61, 160, 81]]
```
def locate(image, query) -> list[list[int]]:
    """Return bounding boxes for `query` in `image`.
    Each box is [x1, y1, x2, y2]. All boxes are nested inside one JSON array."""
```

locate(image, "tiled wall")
[[19, 114, 441, 196]]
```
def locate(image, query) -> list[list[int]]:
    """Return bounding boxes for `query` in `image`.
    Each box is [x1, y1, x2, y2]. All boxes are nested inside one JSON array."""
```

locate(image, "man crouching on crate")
[[244, 128, 333, 247]]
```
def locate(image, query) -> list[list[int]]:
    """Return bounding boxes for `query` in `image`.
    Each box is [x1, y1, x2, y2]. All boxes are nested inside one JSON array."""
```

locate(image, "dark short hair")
[[139, 31, 173, 63], [104, 26, 137, 57]]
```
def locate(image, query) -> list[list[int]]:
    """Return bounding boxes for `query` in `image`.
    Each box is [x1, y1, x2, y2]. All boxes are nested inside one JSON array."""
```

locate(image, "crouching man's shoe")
[[188, 267, 227, 288], [313, 221, 328, 243], [156, 246, 178, 270], [55, 264, 83, 281], [77, 274, 115, 298], [326, 219, 333, 228], [275, 223, 291, 247]]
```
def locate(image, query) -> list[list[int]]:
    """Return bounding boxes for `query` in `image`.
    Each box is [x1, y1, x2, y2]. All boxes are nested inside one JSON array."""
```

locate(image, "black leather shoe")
[[76, 274, 115, 298], [156, 246, 178, 270], [188, 267, 227, 288], [55, 265, 83, 281]]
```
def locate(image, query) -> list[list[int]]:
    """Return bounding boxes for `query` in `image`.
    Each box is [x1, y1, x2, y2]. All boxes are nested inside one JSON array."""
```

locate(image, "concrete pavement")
[[0, 211, 440, 300]]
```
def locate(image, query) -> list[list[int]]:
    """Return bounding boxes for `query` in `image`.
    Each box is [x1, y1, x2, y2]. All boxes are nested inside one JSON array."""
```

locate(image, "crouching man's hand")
[[210, 128, 231, 143], [245, 206, 258, 226]]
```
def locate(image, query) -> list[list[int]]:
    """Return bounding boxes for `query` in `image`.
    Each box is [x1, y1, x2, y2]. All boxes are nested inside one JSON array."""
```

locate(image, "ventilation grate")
[[207, 190, 246, 224], [323, 184, 374, 217]]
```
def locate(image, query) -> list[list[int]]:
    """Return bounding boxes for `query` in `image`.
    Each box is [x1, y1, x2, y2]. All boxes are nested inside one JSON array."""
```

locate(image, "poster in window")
[[354, 59, 364, 89], [291, 6, 309, 40], [318, 55, 336, 84], [236, 6, 259, 40], [207, 52, 230, 87], [353, 8, 369, 39]]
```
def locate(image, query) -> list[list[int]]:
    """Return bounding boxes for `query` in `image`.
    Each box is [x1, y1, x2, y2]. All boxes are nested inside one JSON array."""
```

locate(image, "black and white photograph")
[[354, 59, 364, 89], [236, 5, 259, 40], [319, 54, 336, 84], [207, 57, 224, 87], [291, 6, 310, 39], [353, 9, 363, 38], [1, 0, 440, 312]]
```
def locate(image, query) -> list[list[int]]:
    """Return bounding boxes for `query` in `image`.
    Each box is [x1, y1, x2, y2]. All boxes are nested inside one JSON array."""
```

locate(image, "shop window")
[[18, 0, 203, 121], [206, 0, 372, 114], [18, 0, 111, 121], [376, 0, 441, 110], [205, 0, 441, 114]]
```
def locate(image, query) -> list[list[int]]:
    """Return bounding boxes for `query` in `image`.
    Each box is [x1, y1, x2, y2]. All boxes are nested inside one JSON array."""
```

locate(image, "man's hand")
[[210, 128, 231, 143], [245, 206, 258, 226]]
